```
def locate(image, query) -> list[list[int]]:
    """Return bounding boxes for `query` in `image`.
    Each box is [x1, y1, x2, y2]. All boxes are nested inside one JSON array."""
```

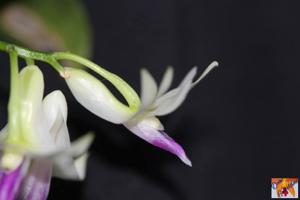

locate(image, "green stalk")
[[25, 58, 35, 65], [0, 40, 141, 112], [7, 50, 20, 141], [0, 41, 64, 73]]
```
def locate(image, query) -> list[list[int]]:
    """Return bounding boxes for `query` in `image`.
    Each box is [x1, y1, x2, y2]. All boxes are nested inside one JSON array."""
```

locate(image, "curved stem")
[[0, 41, 64, 73], [7, 51, 20, 140]]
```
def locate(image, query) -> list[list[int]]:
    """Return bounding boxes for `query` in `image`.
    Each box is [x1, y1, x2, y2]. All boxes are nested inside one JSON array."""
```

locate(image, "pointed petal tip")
[[65, 131, 95, 159], [76, 131, 95, 150], [192, 60, 219, 86], [211, 61, 219, 67], [165, 66, 174, 73], [140, 67, 158, 107], [204, 61, 219, 73], [85, 131, 96, 142], [140, 67, 148, 73], [146, 131, 192, 166], [190, 66, 198, 73], [179, 154, 192, 167], [74, 152, 90, 180]]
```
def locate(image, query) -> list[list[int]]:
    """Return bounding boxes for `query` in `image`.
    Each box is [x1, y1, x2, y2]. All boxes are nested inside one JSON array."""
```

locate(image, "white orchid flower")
[[123, 62, 218, 166], [65, 61, 218, 166], [0, 65, 94, 200]]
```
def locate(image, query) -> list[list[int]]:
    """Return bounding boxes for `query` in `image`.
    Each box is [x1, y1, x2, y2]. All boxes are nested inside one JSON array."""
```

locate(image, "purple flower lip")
[[0, 157, 53, 200], [0, 159, 28, 200], [124, 117, 192, 166], [19, 159, 52, 200], [151, 131, 192, 167]]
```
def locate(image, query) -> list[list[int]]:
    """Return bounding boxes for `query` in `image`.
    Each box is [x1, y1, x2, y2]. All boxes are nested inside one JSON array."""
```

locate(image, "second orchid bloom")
[[0, 65, 94, 200], [64, 61, 218, 166]]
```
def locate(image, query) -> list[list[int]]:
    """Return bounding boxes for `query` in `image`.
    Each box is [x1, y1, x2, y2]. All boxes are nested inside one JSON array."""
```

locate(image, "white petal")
[[18, 66, 53, 150], [154, 62, 218, 116], [27, 132, 94, 158], [65, 68, 136, 124], [178, 67, 197, 88], [42, 90, 68, 129], [154, 67, 197, 116], [51, 133, 94, 180], [4, 65, 55, 154], [64, 132, 95, 158], [192, 61, 219, 86], [157, 66, 174, 97], [140, 68, 158, 107], [42, 90, 70, 149], [20, 133, 93, 180], [74, 153, 89, 180], [1, 133, 93, 181], [19, 66, 44, 124], [51, 152, 89, 180], [51, 156, 80, 180], [154, 85, 192, 116]]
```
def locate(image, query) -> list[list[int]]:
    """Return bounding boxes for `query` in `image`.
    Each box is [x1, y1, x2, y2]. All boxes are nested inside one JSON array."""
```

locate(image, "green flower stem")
[[0, 41, 64, 74], [0, 40, 141, 112], [53, 52, 141, 112], [25, 58, 35, 66], [7, 51, 21, 141]]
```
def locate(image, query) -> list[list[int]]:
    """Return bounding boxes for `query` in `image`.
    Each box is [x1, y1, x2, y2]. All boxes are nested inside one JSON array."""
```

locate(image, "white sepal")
[[157, 66, 174, 97], [140, 68, 158, 107], [51, 133, 94, 180], [65, 68, 136, 124], [42, 90, 70, 150], [192, 61, 218, 86], [154, 67, 197, 116], [19, 65, 45, 147]]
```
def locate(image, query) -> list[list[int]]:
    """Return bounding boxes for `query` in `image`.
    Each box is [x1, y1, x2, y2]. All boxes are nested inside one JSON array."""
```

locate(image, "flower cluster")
[[65, 61, 218, 166], [0, 41, 218, 200]]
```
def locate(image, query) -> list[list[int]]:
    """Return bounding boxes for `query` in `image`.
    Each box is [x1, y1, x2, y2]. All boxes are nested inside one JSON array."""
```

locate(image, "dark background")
[[1, 0, 300, 199]]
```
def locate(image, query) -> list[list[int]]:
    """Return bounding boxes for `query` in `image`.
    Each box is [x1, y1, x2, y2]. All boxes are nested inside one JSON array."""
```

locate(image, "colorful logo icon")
[[271, 178, 298, 198]]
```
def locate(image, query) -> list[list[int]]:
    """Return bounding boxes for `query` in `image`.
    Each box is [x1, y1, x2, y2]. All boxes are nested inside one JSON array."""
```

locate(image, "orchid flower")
[[64, 60, 218, 166], [123, 61, 218, 166], [0, 64, 94, 200]]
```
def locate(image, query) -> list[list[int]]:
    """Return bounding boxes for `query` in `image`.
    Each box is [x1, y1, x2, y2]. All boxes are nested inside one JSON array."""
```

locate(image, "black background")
[[1, 0, 300, 199]]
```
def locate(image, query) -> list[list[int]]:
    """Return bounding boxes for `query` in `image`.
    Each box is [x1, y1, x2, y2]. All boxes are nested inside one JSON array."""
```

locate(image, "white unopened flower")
[[0, 65, 94, 200]]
